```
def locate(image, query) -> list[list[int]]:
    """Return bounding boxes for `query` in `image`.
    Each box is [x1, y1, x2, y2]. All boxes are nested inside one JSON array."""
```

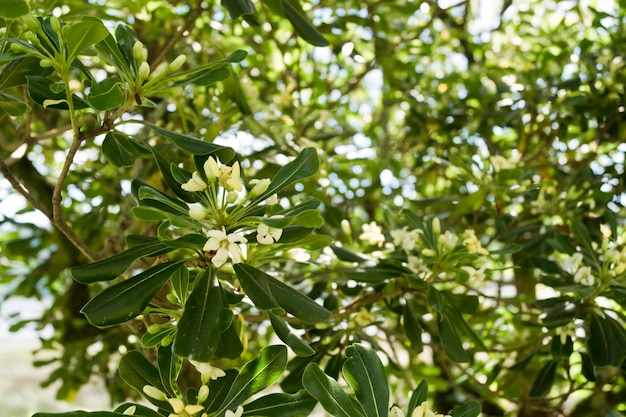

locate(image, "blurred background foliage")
[[1, 0, 626, 416]]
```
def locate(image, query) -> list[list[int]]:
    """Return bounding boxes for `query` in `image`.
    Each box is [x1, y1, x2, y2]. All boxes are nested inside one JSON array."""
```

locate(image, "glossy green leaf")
[[243, 390, 317, 417], [71, 239, 172, 283], [217, 345, 288, 413], [214, 315, 244, 360], [403, 301, 423, 352], [407, 380, 428, 417], [202, 369, 238, 413], [138, 185, 189, 215], [269, 312, 315, 356], [172, 50, 247, 86], [0, 56, 48, 90], [157, 345, 180, 398], [234, 263, 284, 314], [569, 218, 594, 254], [171, 264, 190, 305], [0, 93, 28, 116], [222, 0, 259, 26], [588, 312, 626, 367], [26, 75, 90, 110], [264, 268, 331, 323], [342, 344, 389, 417], [0, 0, 29, 18], [173, 268, 223, 361], [150, 147, 198, 202], [119, 351, 170, 410], [580, 352, 596, 382], [102, 132, 139, 167], [66, 20, 110, 63], [302, 363, 365, 417], [449, 400, 482, 417], [33, 412, 127, 417], [88, 78, 124, 110], [254, 147, 319, 202], [81, 261, 183, 326], [282, 0, 329, 46], [438, 314, 470, 363], [142, 122, 235, 161], [529, 360, 557, 398]]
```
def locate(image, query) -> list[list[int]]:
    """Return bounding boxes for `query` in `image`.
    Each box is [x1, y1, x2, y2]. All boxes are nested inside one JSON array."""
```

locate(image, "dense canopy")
[[1, 1, 625, 416]]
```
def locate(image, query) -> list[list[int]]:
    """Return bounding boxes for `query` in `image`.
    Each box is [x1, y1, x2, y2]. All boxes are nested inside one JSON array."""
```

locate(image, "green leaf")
[[203, 369, 238, 413], [141, 326, 175, 348], [33, 413, 127, 417], [214, 314, 244, 360], [342, 344, 389, 417], [403, 301, 423, 352], [281, 0, 329, 46], [173, 268, 223, 361], [588, 312, 626, 367], [222, 0, 260, 26], [243, 390, 317, 417], [265, 269, 331, 323], [529, 360, 557, 398], [0, 92, 28, 116], [172, 50, 247, 86], [119, 351, 170, 410], [138, 185, 189, 215], [157, 345, 180, 397], [438, 314, 470, 363], [254, 148, 319, 202], [114, 403, 163, 417], [449, 401, 482, 417], [217, 345, 288, 413], [26, 75, 90, 110], [234, 263, 284, 314], [269, 313, 315, 356], [66, 20, 110, 63], [71, 239, 172, 283], [569, 218, 594, 254], [88, 77, 124, 110], [102, 132, 139, 167], [407, 380, 428, 417], [150, 147, 198, 202], [0, 0, 29, 18], [81, 261, 183, 326], [302, 363, 365, 417], [171, 265, 190, 305], [142, 121, 235, 161], [0, 56, 48, 90]]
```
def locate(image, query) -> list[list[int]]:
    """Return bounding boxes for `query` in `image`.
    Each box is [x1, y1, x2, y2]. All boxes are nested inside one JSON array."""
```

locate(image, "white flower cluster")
[[179, 156, 284, 268], [140, 363, 242, 417]]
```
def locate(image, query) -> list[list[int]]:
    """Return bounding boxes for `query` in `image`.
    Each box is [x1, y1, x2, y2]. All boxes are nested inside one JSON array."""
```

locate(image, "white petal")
[[203, 238, 220, 251], [212, 248, 229, 267]]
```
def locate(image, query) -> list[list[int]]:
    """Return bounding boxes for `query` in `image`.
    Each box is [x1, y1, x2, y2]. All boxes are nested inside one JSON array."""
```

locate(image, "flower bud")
[[122, 406, 136, 415], [168, 54, 187, 72], [248, 178, 270, 199], [50, 16, 61, 34], [432, 217, 441, 235], [39, 58, 54, 68], [226, 191, 238, 204], [149, 62, 168, 79], [10, 43, 31, 53], [340, 219, 351, 236], [21, 15, 40, 33], [133, 41, 147, 62], [143, 385, 168, 401], [197, 385, 210, 404], [188, 204, 206, 220], [147, 323, 162, 334], [138, 61, 150, 81]]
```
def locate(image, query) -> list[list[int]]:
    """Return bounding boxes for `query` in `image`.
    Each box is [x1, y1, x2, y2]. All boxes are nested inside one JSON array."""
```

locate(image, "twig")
[[152, 0, 205, 68], [0, 156, 53, 220]]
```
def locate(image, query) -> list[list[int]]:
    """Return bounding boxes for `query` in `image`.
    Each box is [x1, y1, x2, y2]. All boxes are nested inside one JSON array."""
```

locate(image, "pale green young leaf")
[[66, 20, 109, 63]]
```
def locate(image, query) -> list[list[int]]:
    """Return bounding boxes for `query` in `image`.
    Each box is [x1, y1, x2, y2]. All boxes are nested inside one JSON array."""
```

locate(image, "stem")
[[152, 0, 204, 68]]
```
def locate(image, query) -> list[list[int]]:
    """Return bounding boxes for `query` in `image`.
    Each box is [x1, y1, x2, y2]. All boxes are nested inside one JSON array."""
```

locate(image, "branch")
[[152, 0, 205, 68], [0, 156, 53, 220]]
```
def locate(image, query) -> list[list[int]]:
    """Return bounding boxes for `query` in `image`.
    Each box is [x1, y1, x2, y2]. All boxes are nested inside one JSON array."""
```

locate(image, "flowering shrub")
[[1, 1, 626, 417]]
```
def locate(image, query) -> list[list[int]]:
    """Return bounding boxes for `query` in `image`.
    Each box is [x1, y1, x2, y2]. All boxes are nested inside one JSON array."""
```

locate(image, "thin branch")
[[152, 0, 205, 68], [0, 156, 53, 220]]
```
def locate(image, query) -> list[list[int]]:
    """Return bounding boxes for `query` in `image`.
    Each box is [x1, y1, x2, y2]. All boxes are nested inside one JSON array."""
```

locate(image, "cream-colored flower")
[[573, 266, 595, 286], [390, 406, 405, 417], [411, 401, 450, 417], [438, 231, 459, 252], [406, 255, 430, 275], [189, 360, 226, 384], [204, 157, 243, 191], [391, 227, 421, 252], [182, 172, 208, 192], [359, 221, 385, 247], [167, 398, 205, 417], [225, 406, 244, 417], [462, 229, 488, 255], [203, 229, 247, 267], [257, 223, 282, 244]]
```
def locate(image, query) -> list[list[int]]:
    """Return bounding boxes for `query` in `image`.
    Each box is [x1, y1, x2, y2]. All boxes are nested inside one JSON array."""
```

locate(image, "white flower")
[[438, 231, 459, 252], [189, 360, 226, 384], [391, 227, 421, 251], [390, 406, 405, 417], [555, 322, 579, 344], [462, 229, 488, 255], [257, 223, 282, 244], [182, 172, 208, 192], [461, 265, 486, 284], [248, 178, 271, 198], [406, 255, 429, 275], [411, 401, 450, 417], [203, 229, 247, 267], [573, 266, 595, 286], [265, 194, 279, 205], [562, 253, 583, 274], [188, 204, 206, 220], [167, 398, 205, 417], [225, 406, 244, 417], [204, 157, 242, 191], [359, 221, 385, 247]]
